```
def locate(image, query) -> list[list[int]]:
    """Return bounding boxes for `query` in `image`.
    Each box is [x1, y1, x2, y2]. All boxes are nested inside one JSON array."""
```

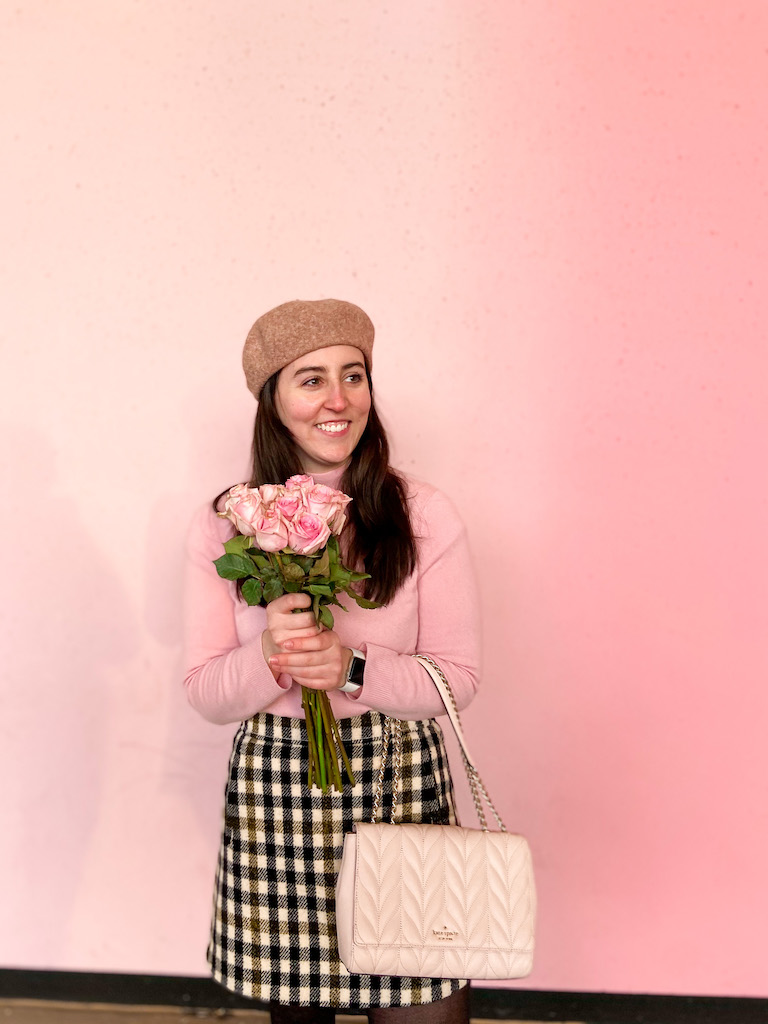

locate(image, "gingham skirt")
[[208, 710, 465, 1009]]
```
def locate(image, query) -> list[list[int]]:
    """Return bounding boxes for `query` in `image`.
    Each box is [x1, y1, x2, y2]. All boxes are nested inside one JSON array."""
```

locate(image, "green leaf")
[[347, 570, 371, 582], [329, 564, 351, 586], [263, 576, 285, 603], [214, 553, 257, 580], [307, 584, 334, 597], [327, 535, 340, 565], [241, 578, 264, 605], [281, 559, 306, 582], [308, 577, 331, 590], [319, 604, 335, 630], [251, 552, 271, 571], [223, 534, 252, 556], [344, 588, 381, 610], [310, 548, 331, 578]]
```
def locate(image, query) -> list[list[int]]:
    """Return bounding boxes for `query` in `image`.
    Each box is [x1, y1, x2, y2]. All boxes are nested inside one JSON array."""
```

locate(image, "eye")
[[300, 376, 321, 387], [345, 372, 364, 384]]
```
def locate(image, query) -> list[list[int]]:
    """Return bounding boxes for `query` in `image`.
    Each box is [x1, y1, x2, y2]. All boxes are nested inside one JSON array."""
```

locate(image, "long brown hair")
[[214, 369, 416, 604]]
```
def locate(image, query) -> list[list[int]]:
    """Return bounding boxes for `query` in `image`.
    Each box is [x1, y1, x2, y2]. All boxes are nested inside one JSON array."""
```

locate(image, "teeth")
[[317, 422, 348, 433]]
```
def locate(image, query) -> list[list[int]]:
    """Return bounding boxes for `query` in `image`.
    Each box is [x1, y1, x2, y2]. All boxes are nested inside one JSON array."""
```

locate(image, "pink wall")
[[2, 0, 768, 998]]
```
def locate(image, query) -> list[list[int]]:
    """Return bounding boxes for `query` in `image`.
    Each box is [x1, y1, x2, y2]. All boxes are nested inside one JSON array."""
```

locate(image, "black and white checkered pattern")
[[208, 711, 464, 1009]]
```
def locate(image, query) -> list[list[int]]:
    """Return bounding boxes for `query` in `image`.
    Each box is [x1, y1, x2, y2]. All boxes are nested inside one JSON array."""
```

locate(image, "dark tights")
[[269, 984, 470, 1023], [268, 1005, 334, 1024]]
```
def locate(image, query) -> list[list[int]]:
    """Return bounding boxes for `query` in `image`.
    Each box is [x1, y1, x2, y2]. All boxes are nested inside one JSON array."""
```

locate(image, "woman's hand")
[[261, 593, 351, 690]]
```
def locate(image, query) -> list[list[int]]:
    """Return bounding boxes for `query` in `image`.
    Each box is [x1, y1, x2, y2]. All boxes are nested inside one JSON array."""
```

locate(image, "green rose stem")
[[301, 688, 321, 788], [314, 693, 327, 790], [214, 495, 378, 792], [268, 550, 353, 792], [317, 694, 343, 791], [329, 708, 356, 787], [316, 700, 325, 790]]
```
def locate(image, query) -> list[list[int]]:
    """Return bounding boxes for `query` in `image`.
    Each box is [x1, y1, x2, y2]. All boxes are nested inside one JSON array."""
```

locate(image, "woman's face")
[[274, 344, 372, 474]]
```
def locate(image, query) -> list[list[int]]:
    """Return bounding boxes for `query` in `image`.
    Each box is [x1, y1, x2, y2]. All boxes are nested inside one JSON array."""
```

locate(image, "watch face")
[[347, 654, 365, 688]]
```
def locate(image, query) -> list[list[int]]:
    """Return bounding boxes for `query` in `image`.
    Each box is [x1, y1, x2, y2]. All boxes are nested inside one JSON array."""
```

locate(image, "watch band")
[[339, 647, 366, 693]]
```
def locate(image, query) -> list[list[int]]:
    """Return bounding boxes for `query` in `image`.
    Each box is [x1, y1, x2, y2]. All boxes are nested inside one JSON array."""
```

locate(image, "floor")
[[0, 1004, 284, 1023], [0, 1000, 574, 1024]]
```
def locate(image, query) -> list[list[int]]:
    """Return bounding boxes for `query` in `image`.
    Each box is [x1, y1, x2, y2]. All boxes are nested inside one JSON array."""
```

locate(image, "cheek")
[[276, 393, 313, 431], [274, 389, 289, 429], [357, 390, 372, 418]]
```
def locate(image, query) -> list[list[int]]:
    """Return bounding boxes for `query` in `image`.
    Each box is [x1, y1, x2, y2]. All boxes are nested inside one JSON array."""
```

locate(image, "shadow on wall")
[[150, 482, 237, 864], [149, 390, 251, 860], [0, 424, 138, 964]]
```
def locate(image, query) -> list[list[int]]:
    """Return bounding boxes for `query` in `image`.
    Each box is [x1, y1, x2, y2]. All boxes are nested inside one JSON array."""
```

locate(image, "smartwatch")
[[339, 647, 366, 693]]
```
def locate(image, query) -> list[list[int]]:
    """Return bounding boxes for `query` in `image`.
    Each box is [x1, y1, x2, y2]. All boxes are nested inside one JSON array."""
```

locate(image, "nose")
[[324, 381, 348, 412]]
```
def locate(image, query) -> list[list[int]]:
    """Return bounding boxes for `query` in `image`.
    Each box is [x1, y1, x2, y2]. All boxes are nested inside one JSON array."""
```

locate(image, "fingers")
[[265, 593, 314, 625], [277, 632, 332, 652], [274, 652, 342, 673], [265, 596, 319, 639], [273, 613, 318, 635], [273, 659, 345, 690], [267, 629, 346, 690], [268, 647, 342, 677], [273, 632, 338, 661], [270, 592, 311, 612]]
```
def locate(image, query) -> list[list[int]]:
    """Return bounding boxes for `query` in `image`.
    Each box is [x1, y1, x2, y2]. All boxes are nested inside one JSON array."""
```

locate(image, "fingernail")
[[269, 656, 279, 666], [282, 640, 294, 650]]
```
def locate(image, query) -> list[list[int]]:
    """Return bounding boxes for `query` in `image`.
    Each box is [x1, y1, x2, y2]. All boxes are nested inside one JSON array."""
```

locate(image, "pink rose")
[[328, 508, 348, 534], [253, 509, 290, 552], [276, 492, 304, 519], [305, 483, 340, 518], [329, 492, 352, 534], [288, 512, 332, 555], [222, 484, 263, 536], [304, 484, 352, 533], [258, 483, 285, 506], [285, 474, 314, 489]]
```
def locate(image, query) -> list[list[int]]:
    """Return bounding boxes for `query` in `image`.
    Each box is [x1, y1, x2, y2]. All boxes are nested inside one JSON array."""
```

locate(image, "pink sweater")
[[183, 469, 481, 724]]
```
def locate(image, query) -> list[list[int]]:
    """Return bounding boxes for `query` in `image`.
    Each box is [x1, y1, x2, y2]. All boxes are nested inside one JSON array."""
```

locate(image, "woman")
[[184, 299, 481, 1023]]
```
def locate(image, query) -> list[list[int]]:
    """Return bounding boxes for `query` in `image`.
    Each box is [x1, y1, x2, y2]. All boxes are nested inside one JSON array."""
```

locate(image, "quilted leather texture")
[[335, 822, 536, 980]]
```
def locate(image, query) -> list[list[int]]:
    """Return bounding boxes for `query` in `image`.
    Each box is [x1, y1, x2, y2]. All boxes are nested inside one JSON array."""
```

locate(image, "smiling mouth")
[[316, 421, 349, 434]]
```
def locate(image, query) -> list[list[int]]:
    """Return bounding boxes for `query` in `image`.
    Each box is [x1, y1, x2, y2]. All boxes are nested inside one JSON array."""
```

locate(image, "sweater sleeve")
[[355, 486, 482, 719], [182, 504, 292, 724]]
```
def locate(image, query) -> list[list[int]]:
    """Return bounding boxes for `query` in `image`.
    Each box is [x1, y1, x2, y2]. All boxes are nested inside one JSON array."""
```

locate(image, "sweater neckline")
[[309, 465, 347, 490]]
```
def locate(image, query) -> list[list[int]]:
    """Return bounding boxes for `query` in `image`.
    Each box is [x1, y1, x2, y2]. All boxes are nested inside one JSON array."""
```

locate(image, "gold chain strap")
[[371, 715, 403, 824], [372, 656, 507, 833], [413, 654, 507, 833]]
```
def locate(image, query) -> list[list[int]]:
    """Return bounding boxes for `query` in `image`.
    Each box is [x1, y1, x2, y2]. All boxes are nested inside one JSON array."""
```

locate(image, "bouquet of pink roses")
[[213, 474, 378, 792]]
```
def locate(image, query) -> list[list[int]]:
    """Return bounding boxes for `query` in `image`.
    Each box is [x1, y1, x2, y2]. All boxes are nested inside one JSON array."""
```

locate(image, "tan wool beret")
[[242, 298, 375, 398]]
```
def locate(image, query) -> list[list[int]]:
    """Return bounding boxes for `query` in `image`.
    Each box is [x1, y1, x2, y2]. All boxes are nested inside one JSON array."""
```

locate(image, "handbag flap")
[[350, 822, 536, 955]]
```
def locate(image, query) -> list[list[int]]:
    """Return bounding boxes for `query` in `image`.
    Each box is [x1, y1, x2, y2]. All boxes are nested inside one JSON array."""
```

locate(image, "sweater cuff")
[[355, 641, 435, 719], [186, 640, 293, 725]]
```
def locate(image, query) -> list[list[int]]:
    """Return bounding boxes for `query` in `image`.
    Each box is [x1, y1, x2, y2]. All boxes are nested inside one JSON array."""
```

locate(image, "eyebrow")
[[291, 360, 366, 377]]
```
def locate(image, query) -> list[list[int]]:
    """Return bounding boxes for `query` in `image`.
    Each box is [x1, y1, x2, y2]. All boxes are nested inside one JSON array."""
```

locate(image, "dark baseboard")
[[0, 970, 766, 1023]]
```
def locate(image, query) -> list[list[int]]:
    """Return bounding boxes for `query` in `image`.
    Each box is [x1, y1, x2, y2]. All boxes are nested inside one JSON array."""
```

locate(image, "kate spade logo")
[[432, 924, 459, 942]]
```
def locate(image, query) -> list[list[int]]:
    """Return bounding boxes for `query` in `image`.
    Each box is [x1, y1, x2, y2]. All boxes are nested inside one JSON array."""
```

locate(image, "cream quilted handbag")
[[335, 655, 536, 980]]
